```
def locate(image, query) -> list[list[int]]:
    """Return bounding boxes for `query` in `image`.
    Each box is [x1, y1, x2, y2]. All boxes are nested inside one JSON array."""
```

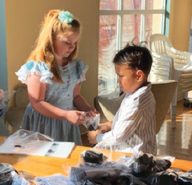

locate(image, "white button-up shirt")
[[96, 83, 157, 155]]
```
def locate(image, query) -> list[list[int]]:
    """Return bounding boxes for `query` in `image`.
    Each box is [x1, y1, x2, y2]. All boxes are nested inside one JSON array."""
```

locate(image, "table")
[[0, 137, 192, 177]]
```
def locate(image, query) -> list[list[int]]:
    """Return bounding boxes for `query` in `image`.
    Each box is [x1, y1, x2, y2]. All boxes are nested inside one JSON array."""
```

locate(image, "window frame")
[[98, 0, 168, 96]]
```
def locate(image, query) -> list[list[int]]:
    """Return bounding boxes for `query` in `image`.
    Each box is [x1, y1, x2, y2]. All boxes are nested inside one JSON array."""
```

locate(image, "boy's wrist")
[[96, 130, 103, 143], [98, 122, 111, 133]]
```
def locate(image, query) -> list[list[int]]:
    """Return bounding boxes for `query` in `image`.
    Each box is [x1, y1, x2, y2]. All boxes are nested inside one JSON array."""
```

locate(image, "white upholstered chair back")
[[151, 80, 177, 133]]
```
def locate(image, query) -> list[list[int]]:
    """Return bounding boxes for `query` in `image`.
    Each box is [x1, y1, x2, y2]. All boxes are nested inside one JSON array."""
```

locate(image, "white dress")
[[16, 59, 88, 144]]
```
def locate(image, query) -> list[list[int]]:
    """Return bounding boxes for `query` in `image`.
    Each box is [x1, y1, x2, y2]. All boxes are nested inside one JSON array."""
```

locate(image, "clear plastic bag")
[[0, 163, 15, 185], [0, 163, 29, 185], [0, 129, 53, 155], [83, 113, 100, 131], [0, 129, 76, 158], [35, 174, 75, 185], [2, 129, 53, 146]]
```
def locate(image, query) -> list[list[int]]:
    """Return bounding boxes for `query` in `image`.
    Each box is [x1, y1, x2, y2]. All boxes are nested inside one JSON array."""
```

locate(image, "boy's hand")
[[87, 130, 100, 145], [98, 121, 112, 133]]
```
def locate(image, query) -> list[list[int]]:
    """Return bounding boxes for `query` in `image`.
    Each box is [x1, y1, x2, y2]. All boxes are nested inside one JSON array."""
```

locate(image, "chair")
[[149, 34, 192, 102], [4, 84, 28, 133], [148, 53, 177, 125], [94, 80, 177, 134], [151, 80, 177, 133]]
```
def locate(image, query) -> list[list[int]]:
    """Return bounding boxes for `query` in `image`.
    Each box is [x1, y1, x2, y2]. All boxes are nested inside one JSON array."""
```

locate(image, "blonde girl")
[[16, 9, 95, 144]]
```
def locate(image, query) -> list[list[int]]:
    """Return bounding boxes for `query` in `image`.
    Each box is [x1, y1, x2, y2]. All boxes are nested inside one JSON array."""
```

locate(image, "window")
[[98, 0, 166, 96]]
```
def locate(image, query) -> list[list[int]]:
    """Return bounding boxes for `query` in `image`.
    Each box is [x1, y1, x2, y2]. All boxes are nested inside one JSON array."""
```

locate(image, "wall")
[[169, 0, 192, 50], [5, 0, 99, 105], [5, 0, 192, 103], [0, 0, 7, 90]]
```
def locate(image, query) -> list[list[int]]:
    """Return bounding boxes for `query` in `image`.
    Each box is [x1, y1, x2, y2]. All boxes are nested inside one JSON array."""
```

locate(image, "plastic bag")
[[0, 163, 29, 185], [83, 113, 100, 131], [35, 174, 75, 185], [3, 129, 53, 145]]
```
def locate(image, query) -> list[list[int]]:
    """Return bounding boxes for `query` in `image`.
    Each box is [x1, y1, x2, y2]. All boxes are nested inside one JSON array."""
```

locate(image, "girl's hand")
[[85, 108, 98, 117], [65, 110, 86, 125]]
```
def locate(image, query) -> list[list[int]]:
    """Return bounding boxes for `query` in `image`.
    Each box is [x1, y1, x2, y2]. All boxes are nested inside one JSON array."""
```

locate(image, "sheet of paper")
[[0, 140, 75, 158], [45, 142, 75, 158]]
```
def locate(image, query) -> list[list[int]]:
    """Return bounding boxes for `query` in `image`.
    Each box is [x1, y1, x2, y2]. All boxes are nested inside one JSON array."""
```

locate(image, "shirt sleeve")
[[96, 101, 143, 149], [15, 60, 53, 84]]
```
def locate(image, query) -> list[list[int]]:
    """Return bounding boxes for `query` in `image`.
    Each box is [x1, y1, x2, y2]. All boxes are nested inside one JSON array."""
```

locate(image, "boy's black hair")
[[113, 44, 153, 76]]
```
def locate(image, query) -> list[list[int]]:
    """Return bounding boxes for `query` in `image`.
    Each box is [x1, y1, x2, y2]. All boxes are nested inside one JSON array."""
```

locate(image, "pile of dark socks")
[[70, 150, 192, 185]]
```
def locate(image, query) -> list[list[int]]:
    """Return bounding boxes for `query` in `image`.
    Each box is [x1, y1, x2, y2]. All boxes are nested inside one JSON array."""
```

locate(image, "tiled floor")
[[157, 101, 192, 160]]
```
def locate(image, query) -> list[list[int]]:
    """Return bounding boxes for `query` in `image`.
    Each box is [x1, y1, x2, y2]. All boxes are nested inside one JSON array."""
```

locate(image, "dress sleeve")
[[15, 60, 53, 84], [75, 60, 88, 83]]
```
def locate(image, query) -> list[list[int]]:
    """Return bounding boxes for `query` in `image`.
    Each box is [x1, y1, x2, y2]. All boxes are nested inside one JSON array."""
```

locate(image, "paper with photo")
[[0, 129, 75, 158], [0, 140, 75, 158]]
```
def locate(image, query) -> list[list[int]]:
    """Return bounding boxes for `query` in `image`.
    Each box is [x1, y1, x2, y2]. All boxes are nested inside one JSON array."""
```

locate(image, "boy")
[[88, 45, 157, 155]]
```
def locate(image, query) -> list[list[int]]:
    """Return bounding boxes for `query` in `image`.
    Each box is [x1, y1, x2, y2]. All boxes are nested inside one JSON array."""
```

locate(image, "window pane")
[[149, 14, 164, 34], [122, 14, 142, 46], [99, 0, 166, 96], [146, 0, 165, 10], [144, 14, 164, 42], [123, 0, 142, 10], [122, 14, 164, 45], [98, 15, 119, 95], [123, 0, 165, 10], [100, 0, 118, 10]]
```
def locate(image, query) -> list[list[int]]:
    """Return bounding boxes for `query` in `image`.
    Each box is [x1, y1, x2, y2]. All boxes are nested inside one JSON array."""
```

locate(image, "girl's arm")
[[27, 74, 85, 124], [73, 83, 95, 112]]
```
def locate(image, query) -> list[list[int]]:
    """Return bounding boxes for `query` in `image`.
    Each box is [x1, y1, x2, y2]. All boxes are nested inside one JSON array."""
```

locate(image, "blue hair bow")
[[58, 11, 74, 24]]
